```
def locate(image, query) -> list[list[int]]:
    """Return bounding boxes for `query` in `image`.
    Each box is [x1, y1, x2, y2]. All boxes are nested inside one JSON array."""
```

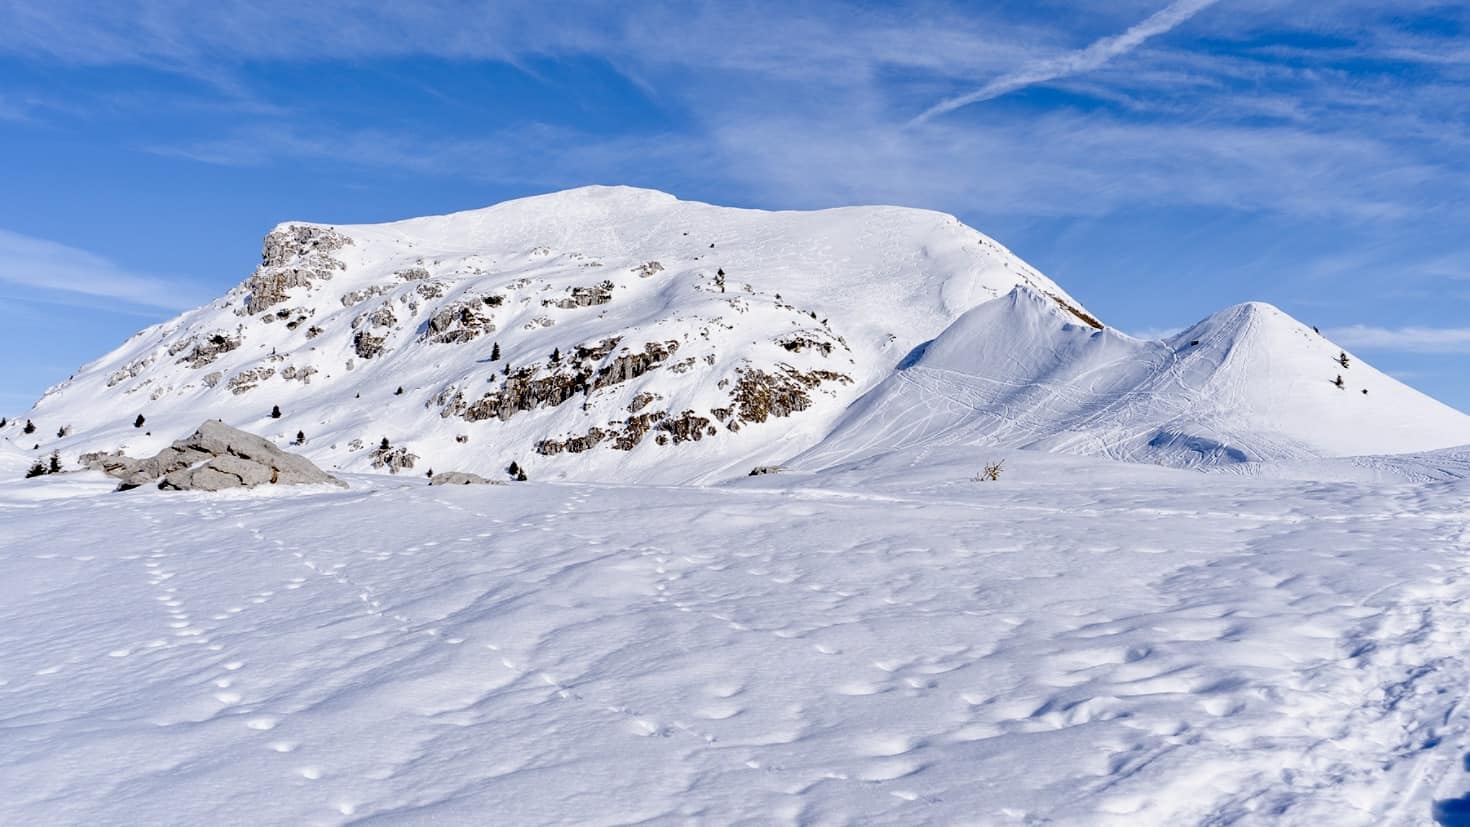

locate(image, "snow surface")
[[4, 450, 1470, 825], [799, 287, 1470, 473]]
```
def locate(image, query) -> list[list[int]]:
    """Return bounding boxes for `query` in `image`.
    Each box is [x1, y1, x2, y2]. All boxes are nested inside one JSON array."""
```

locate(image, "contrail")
[[910, 0, 1221, 125]]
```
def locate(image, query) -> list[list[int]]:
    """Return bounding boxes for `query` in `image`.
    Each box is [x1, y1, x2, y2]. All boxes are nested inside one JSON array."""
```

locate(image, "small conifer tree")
[[25, 459, 47, 478], [23, 419, 36, 434], [380, 437, 391, 450], [507, 460, 521, 479], [1333, 374, 1345, 389], [550, 348, 561, 364], [134, 414, 145, 428], [295, 430, 305, 445], [47, 451, 61, 474], [395, 386, 404, 396], [491, 342, 501, 361], [270, 405, 282, 419]]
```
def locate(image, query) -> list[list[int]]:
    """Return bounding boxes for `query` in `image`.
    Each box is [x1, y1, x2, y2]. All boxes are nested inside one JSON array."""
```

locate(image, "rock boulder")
[[428, 471, 500, 486], [90, 420, 345, 491]]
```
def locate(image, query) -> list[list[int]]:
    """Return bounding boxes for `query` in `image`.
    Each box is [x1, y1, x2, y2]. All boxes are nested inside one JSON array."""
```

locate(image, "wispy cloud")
[[0, 229, 201, 310], [1329, 325, 1470, 353], [911, 0, 1223, 124]]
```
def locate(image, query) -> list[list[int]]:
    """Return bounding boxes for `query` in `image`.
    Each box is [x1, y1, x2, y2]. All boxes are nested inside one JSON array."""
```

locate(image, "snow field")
[[3, 450, 1469, 825]]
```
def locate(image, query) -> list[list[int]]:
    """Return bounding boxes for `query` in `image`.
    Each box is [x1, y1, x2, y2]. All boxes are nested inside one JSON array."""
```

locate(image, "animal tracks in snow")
[[3, 468, 1470, 825]]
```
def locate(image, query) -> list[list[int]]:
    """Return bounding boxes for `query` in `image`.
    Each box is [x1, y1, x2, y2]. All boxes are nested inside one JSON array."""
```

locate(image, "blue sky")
[[1, 0, 1468, 411]]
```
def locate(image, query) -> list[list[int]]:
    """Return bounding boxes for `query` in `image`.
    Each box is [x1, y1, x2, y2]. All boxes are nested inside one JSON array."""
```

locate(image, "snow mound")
[[799, 286, 1470, 470]]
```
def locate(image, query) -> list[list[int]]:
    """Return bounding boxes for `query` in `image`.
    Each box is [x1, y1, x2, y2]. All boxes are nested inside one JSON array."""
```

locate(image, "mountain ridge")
[[5, 186, 1467, 483], [10, 187, 1085, 483]]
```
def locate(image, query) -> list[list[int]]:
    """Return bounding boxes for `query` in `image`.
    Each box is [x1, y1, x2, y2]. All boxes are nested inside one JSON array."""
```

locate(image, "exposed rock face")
[[426, 299, 497, 344], [227, 366, 275, 395], [245, 225, 353, 315], [547, 280, 615, 309], [85, 420, 344, 491], [592, 341, 679, 391], [536, 408, 715, 455], [175, 331, 242, 369], [353, 330, 386, 360], [461, 340, 680, 423], [1047, 292, 1103, 330], [341, 285, 388, 307], [428, 471, 501, 486], [655, 410, 712, 444], [370, 444, 418, 473], [732, 366, 851, 423], [776, 333, 834, 356], [107, 356, 155, 388]]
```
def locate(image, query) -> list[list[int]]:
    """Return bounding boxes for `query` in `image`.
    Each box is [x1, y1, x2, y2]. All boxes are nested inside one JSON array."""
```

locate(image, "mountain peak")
[[803, 286, 1470, 471], [20, 190, 1083, 484]]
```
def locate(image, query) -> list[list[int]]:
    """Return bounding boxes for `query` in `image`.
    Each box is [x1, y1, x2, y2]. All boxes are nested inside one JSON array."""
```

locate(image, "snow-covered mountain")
[[799, 286, 1470, 471], [5, 185, 1468, 482], [6, 186, 1091, 483]]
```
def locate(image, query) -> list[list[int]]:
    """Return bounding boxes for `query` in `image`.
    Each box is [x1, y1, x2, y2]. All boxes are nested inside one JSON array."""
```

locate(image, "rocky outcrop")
[[732, 366, 851, 423], [631, 261, 664, 278], [462, 340, 679, 423], [340, 285, 388, 307], [591, 341, 679, 391], [428, 471, 500, 486], [425, 299, 497, 344], [1047, 292, 1104, 330], [353, 330, 386, 360], [370, 444, 418, 473], [227, 366, 275, 395], [776, 333, 834, 356], [655, 410, 712, 445], [174, 331, 242, 369], [107, 355, 156, 388], [546, 280, 615, 309], [85, 420, 344, 491], [245, 226, 353, 315], [536, 407, 714, 455]]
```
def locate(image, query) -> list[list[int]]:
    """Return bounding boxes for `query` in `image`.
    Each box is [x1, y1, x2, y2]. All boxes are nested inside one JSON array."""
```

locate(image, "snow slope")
[[4, 453, 1470, 825], [798, 286, 1470, 472], [5, 186, 1086, 484]]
